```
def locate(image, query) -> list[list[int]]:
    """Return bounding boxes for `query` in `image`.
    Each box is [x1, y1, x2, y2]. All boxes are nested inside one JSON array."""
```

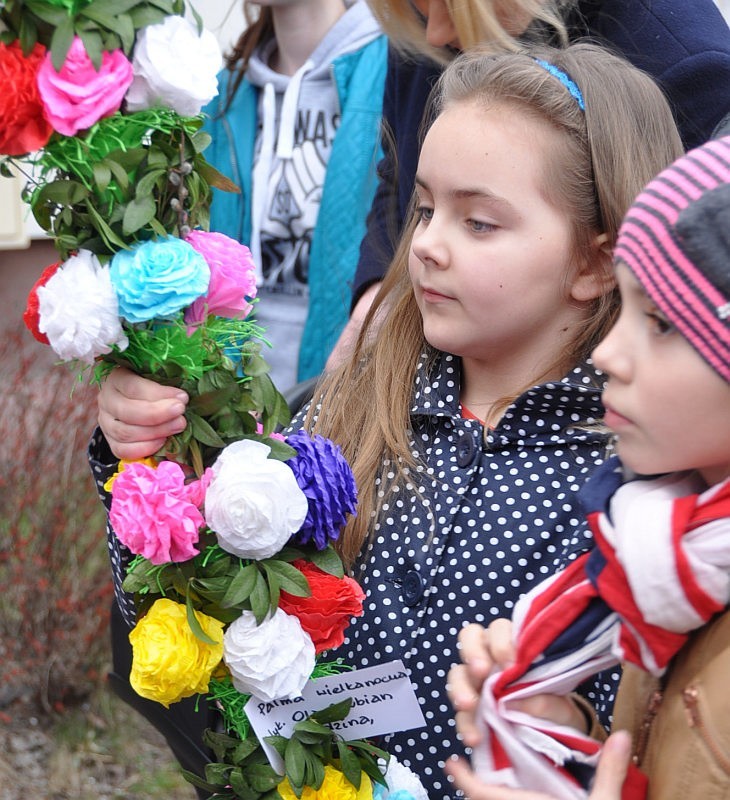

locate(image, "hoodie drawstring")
[[249, 59, 315, 276]]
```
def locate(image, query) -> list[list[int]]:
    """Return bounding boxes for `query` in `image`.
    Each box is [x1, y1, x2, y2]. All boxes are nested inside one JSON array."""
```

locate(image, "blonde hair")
[[368, 0, 574, 63], [308, 43, 684, 568]]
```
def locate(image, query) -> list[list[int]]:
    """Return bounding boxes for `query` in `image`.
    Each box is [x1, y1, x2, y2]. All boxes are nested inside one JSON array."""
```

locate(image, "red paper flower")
[[279, 560, 365, 654], [23, 261, 62, 344], [0, 41, 53, 156]]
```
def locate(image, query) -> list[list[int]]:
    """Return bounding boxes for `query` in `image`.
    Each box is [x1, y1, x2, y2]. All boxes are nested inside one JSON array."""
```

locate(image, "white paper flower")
[[125, 15, 222, 117], [379, 757, 430, 800], [204, 439, 308, 559], [223, 609, 315, 700], [37, 249, 128, 364]]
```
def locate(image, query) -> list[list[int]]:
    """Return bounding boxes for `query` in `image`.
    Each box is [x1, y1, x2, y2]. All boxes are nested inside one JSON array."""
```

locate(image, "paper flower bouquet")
[[2, 2, 428, 798]]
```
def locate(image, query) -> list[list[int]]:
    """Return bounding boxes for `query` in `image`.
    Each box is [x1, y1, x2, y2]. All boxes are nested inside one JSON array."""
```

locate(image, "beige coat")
[[611, 611, 730, 799]]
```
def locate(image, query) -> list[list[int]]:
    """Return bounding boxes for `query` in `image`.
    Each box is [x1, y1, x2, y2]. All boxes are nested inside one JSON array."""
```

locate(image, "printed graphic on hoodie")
[[259, 108, 339, 296]]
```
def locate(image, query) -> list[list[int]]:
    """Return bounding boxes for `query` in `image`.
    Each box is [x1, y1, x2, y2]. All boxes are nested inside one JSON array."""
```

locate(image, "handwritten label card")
[[245, 660, 426, 774]]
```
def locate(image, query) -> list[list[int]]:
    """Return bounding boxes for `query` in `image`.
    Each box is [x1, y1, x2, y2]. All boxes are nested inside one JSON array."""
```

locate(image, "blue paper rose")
[[110, 236, 210, 323], [285, 430, 357, 549]]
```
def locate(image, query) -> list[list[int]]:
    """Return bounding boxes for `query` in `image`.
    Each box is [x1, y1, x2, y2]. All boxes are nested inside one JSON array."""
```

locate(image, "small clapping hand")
[[444, 620, 632, 800]]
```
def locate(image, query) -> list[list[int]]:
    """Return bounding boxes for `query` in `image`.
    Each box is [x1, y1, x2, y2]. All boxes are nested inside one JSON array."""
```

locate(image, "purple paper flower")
[[286, 430, 357, 549]]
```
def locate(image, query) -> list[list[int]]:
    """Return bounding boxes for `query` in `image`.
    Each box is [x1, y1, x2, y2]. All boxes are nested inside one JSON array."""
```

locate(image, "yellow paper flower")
[[104, 457, 158, 492], [129, 598, 224, 707], [278, 766, 373, 800]]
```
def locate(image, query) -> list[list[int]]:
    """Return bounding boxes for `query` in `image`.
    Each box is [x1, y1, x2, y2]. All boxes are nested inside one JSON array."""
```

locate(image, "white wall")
[[191, 0, 246, 52]]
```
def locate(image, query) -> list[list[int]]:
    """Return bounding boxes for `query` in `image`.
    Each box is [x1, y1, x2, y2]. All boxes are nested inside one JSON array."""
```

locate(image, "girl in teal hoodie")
[[202, 0, 386, 391]]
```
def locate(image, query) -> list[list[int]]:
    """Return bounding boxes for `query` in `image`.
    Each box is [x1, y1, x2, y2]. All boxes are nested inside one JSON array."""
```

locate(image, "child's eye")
[[468, 219, 496, 233], [416, 206, 434, 223], [646, 311, 675, 336]]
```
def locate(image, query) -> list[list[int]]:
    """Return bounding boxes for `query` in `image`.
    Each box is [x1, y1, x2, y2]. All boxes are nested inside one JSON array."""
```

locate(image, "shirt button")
[[402, 570, 424, 606], [456, 431, 476, 467]]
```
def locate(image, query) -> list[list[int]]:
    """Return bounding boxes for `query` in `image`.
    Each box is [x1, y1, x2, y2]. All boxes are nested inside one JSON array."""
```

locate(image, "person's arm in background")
[[572, 0, 730, 151]]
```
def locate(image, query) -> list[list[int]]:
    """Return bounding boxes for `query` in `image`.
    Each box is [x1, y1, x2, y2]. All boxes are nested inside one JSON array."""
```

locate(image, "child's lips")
[[602, 402, 632, 430], [421, 285, 455, 303]]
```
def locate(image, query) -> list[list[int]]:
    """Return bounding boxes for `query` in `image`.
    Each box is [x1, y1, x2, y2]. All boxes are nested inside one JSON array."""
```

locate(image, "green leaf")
[[306, 756, 325, 791], [205, 761, 233, 785], [309, 546, 344, 578], [129, 5, 172, 28], [246, 764, 283, 793], [79, 5, 119, 30], [180, 769, 222, 792], [105, 157, 131, 193], [250, 568, 271, 624], [92, 162, 112, 194], [187, 411, 227, 448], [188, 383, 239, 416], [49, 14, 75, 71], [262, 559, 311, 597], [36, 179, 89, 206], [310, 699, 353, 725], [135, 166, 167, 199], [289, 720, 331, 743], [196, 159, 241, 193], [122, 194, 156, 235], [265, 437, 298, 462], [78, 27, 103, 70], [337, 742, 362, 790], [190, 130, 212, 154], [18, 16, 38, 56], [185, 589, 219, 645], [115, 11, 135, 52], [220, 563, 258, 608], [284, 737, 307, 789], [86, 202, 129, 250], [230, 768, 258, 800], [25, 0, 69, 25], [264, 735, 289, 758]]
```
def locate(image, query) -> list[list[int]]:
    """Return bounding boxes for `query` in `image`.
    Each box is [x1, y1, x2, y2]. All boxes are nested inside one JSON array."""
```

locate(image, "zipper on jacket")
[[633, 689, 663, 767], [682, 685, 730, 774]]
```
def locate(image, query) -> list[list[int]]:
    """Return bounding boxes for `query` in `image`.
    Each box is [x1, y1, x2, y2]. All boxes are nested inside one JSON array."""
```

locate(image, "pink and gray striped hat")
[[614, 135, 730, 382]]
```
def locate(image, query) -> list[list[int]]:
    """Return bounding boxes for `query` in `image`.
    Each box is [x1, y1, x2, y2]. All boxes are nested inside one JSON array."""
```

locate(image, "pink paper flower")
[[37, 37, 133, 136], [110, 460, 211, 565], [184, 230, 257, 327]]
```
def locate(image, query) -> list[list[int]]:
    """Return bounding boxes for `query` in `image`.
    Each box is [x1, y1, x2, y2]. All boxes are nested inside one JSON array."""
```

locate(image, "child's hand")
[[444, 731, 632, 800], [447, 620, 514, 747], [97, 367, 189, 460], [447, 620, 590, 748]]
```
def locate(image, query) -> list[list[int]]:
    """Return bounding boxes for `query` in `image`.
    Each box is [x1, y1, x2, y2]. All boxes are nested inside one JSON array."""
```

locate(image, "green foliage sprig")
[[122, 540, 344, 632], [14, 109, 238, 260], [0, 0, 188, 69], [182, 700, 390, 800]]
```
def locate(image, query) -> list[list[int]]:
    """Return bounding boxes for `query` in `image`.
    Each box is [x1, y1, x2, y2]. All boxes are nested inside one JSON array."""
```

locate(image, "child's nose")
[[412, 221, 449, 269], [592, 319, 631, 381]]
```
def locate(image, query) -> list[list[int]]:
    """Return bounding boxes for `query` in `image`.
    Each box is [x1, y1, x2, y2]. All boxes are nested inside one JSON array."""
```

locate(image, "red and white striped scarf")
[[472, 458, 730, 800]]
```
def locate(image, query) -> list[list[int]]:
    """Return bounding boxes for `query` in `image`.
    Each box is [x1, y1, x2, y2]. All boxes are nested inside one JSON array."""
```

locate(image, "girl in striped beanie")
[[445, 136, 730, 800]]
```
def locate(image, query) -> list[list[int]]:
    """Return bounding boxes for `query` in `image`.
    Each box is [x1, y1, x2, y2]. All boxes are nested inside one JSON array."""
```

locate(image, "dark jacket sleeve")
[[351, 49, 442, 307], [88, 427, 138, 628]]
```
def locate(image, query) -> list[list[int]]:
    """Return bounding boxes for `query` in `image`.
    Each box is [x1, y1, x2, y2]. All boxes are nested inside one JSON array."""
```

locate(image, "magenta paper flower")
[[110, 460, 211, 565], [37, 36, 133, 136], [184, 230, 257, 327]]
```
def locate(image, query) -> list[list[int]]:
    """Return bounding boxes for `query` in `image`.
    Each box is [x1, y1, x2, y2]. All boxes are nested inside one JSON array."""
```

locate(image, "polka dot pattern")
[[298, 352, 618, 798], [89, 351, 620, 799]]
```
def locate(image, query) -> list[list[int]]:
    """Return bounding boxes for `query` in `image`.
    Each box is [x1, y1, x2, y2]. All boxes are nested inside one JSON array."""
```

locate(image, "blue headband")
[[533, 58, 585, 111]]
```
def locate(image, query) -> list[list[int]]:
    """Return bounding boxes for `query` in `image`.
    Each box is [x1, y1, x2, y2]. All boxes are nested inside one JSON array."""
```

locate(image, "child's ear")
[[570, 233, 615, 302]]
